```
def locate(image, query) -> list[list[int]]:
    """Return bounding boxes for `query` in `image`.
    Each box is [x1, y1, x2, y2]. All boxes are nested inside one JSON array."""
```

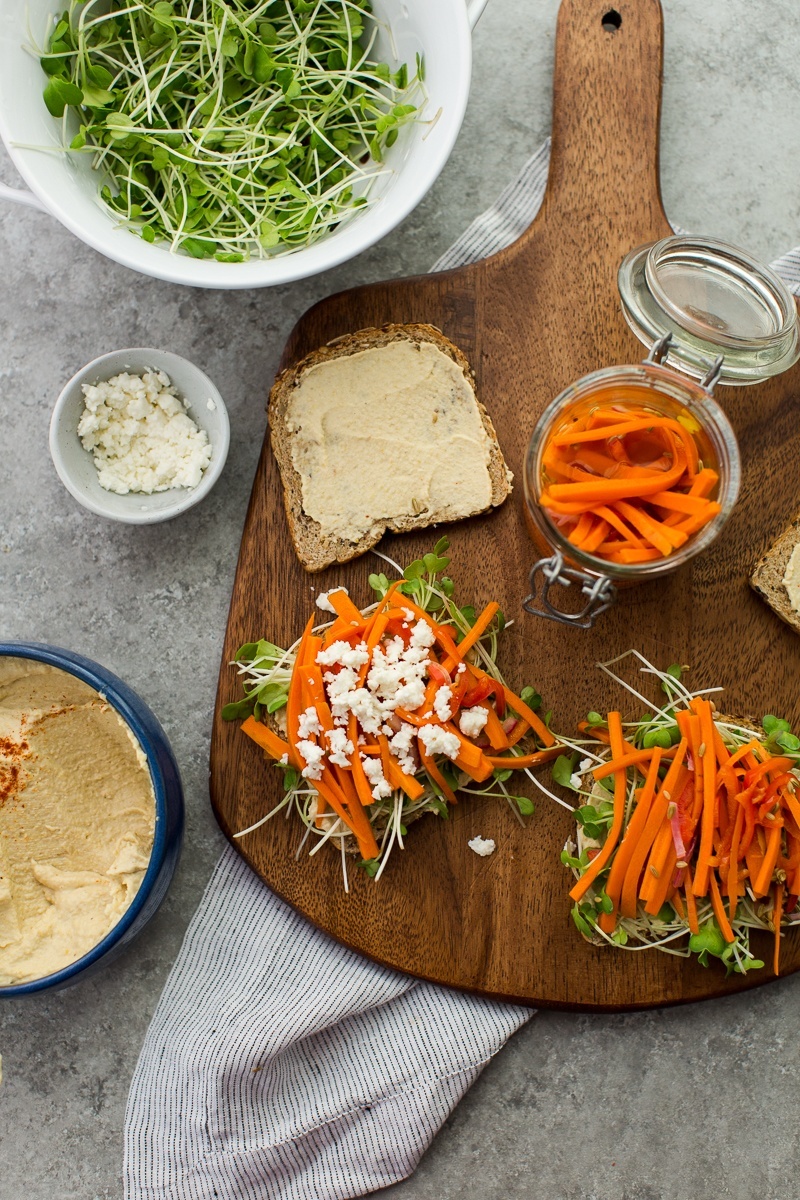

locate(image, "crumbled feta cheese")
[[206, 397, 216, 411], [77, 370, 212, 495], [394, 679, 426, 712], [383, 635, 406, 665], [468, 836, 496, 858], [570, 760, 594, 791], [418, 724, 461, 760], [410, 619, 436, 650], [402, 608, 415, 623], [345, 688, 385, 735], [362, 755, 392, 800], [389, 722, 417, 776], [433, 685, 454, 722], [297, 739, 325, 780], [316, 640, 369, 670], [326, 727, 354, 767], [297, 706, 321, 739], [315, 586, 349, 614], [459, 707, 489, 738], [279, 753, 289, 766], [456, 663, 466, 676]]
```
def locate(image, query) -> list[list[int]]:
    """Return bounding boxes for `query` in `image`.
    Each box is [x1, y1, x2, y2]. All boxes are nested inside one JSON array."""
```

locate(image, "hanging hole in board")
[[601, 9, 622, 31]]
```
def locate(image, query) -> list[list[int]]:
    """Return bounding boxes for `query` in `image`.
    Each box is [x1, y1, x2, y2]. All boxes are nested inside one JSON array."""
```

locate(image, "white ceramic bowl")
[[0, 0, 487, 288], [49, 348, 230, 524]]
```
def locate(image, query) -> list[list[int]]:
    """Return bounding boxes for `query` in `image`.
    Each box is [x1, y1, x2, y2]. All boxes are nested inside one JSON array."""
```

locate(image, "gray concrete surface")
[[1, 1, 799, 1198]]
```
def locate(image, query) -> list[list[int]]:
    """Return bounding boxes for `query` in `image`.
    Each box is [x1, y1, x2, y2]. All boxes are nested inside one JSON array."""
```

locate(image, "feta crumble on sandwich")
[[297, 740, 325, 780], [433, 685, 454, 722], [468, 836, 496, 857], [362, 755, 392, 800], [417, 724, 461, 761], [459, 707, 488, 738], [77, 369, 211, 495], [297, 706, 321, 739]]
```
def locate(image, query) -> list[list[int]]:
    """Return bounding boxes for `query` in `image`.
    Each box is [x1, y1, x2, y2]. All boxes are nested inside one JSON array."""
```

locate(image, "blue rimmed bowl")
[[0, 643, 184, 997]]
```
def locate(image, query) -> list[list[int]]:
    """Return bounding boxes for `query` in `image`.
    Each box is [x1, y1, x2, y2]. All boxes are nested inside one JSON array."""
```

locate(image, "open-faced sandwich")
[[558, 651, 800, 975], [270, 324, 513, 571], [223, 540, 561, 885]]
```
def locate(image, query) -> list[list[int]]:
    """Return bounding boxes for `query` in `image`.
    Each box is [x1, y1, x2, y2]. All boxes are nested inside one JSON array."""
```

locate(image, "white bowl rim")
[[49, 347, 231, 523]]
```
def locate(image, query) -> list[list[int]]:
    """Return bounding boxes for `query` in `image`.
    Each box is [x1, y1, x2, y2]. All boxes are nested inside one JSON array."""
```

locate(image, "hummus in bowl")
[[0, 645, 183, 995]]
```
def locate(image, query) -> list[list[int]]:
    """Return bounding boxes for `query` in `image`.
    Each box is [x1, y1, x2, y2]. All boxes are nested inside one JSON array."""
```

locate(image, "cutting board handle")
[[537, 0, 669, 245]]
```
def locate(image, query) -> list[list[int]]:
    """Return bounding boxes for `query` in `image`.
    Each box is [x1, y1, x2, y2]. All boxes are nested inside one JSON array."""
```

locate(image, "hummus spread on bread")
[[0, 658, 155, 985], [285, 339, 495, 545]]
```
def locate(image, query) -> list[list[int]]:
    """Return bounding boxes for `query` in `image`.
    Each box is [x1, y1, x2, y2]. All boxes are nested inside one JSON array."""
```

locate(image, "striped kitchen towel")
[[124, 136, 800, 1200]]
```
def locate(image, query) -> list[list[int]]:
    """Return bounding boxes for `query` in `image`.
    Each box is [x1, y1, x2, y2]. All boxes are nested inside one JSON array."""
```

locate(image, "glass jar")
[[522, 235, 799, 627]]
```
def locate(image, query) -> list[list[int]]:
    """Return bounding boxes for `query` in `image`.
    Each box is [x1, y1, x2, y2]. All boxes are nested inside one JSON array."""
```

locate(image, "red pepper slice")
[[461, 677, 506, 718]]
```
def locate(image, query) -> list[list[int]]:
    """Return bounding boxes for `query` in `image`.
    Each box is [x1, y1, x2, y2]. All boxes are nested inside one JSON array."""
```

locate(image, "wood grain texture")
[[210, 0, 800, 1009]]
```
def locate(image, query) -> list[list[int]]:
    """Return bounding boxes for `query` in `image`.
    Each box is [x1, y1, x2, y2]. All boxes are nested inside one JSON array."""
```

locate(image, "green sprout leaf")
[[552, 753, 578, 790]]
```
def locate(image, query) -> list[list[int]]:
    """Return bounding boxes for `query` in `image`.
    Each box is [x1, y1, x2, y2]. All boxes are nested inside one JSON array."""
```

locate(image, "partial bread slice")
[[269, 323, 513, 572], [750, 513, 800, 635]]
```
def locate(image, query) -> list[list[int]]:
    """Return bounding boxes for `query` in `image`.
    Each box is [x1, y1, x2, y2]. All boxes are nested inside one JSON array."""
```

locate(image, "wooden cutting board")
[[210, 0, 800, 1009]]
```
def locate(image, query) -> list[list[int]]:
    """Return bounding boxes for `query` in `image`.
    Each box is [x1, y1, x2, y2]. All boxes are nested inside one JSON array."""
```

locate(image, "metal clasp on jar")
[[646, 332, 724, 393], [523, 551, 617, 628]]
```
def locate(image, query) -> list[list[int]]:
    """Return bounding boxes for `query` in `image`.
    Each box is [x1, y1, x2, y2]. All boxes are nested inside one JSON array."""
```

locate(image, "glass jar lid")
[[618, 235, 800, 385]]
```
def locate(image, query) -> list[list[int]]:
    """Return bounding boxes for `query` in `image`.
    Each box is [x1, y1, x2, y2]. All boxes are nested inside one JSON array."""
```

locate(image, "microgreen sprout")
[[37, 0, 423, 259]]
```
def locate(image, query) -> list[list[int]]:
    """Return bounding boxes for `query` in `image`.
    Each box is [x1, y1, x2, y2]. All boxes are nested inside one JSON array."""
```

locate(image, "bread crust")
[[268, 323, 513, 572], [750, 514, 800, 636]]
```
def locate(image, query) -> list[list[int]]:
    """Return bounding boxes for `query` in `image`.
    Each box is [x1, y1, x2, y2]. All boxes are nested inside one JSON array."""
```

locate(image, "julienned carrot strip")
[[384, 755, 425, 801], [544, 458, 686, 505], [649, 489, 719, 515], [614, 501, 688, 554], [440, 602, 499, 671], [502, 685, 556, 748], [753, 824, 783, 897], [594, 505, 645, 546], [569, 712, 628, 904], [568, 513, 594, 547], [728, 805, 744, 921], [708, 872, 735, 943], [599, 751, 664, 933], [612, 548, 664, 564], [507, 718, 530, 747], [487, 747, 563, 769], [619, 740, 689, 918], [639, 822, 673, 902], [323, 619, 365, 648], [325, 589, 364, 625], [688, 468, 719, 497], [317, 768, 380, 861], [419, 744, 458, 805], [773, 884, 785, 976], [643, 842, 678, 915], [482, 703, 510, 751], [681, 864, 700, 934], [287, 615, 315, 759], [692, 701, 718, 896], [672, 891, 686, 919], [241, 715, 293, 763], [377, 733, 393, 788], [592, 746, 672, 780], [580, 518, 611, 554], [549, 414, 695, 450]]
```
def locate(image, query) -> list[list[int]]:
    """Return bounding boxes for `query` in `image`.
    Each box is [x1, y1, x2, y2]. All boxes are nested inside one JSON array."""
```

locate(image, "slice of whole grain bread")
[[750, 513, 800, 635], [269, 323, 513, 572]]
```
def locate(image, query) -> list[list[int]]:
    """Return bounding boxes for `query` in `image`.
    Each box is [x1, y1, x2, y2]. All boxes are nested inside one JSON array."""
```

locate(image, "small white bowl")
[[49, 348, 230, 524]]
